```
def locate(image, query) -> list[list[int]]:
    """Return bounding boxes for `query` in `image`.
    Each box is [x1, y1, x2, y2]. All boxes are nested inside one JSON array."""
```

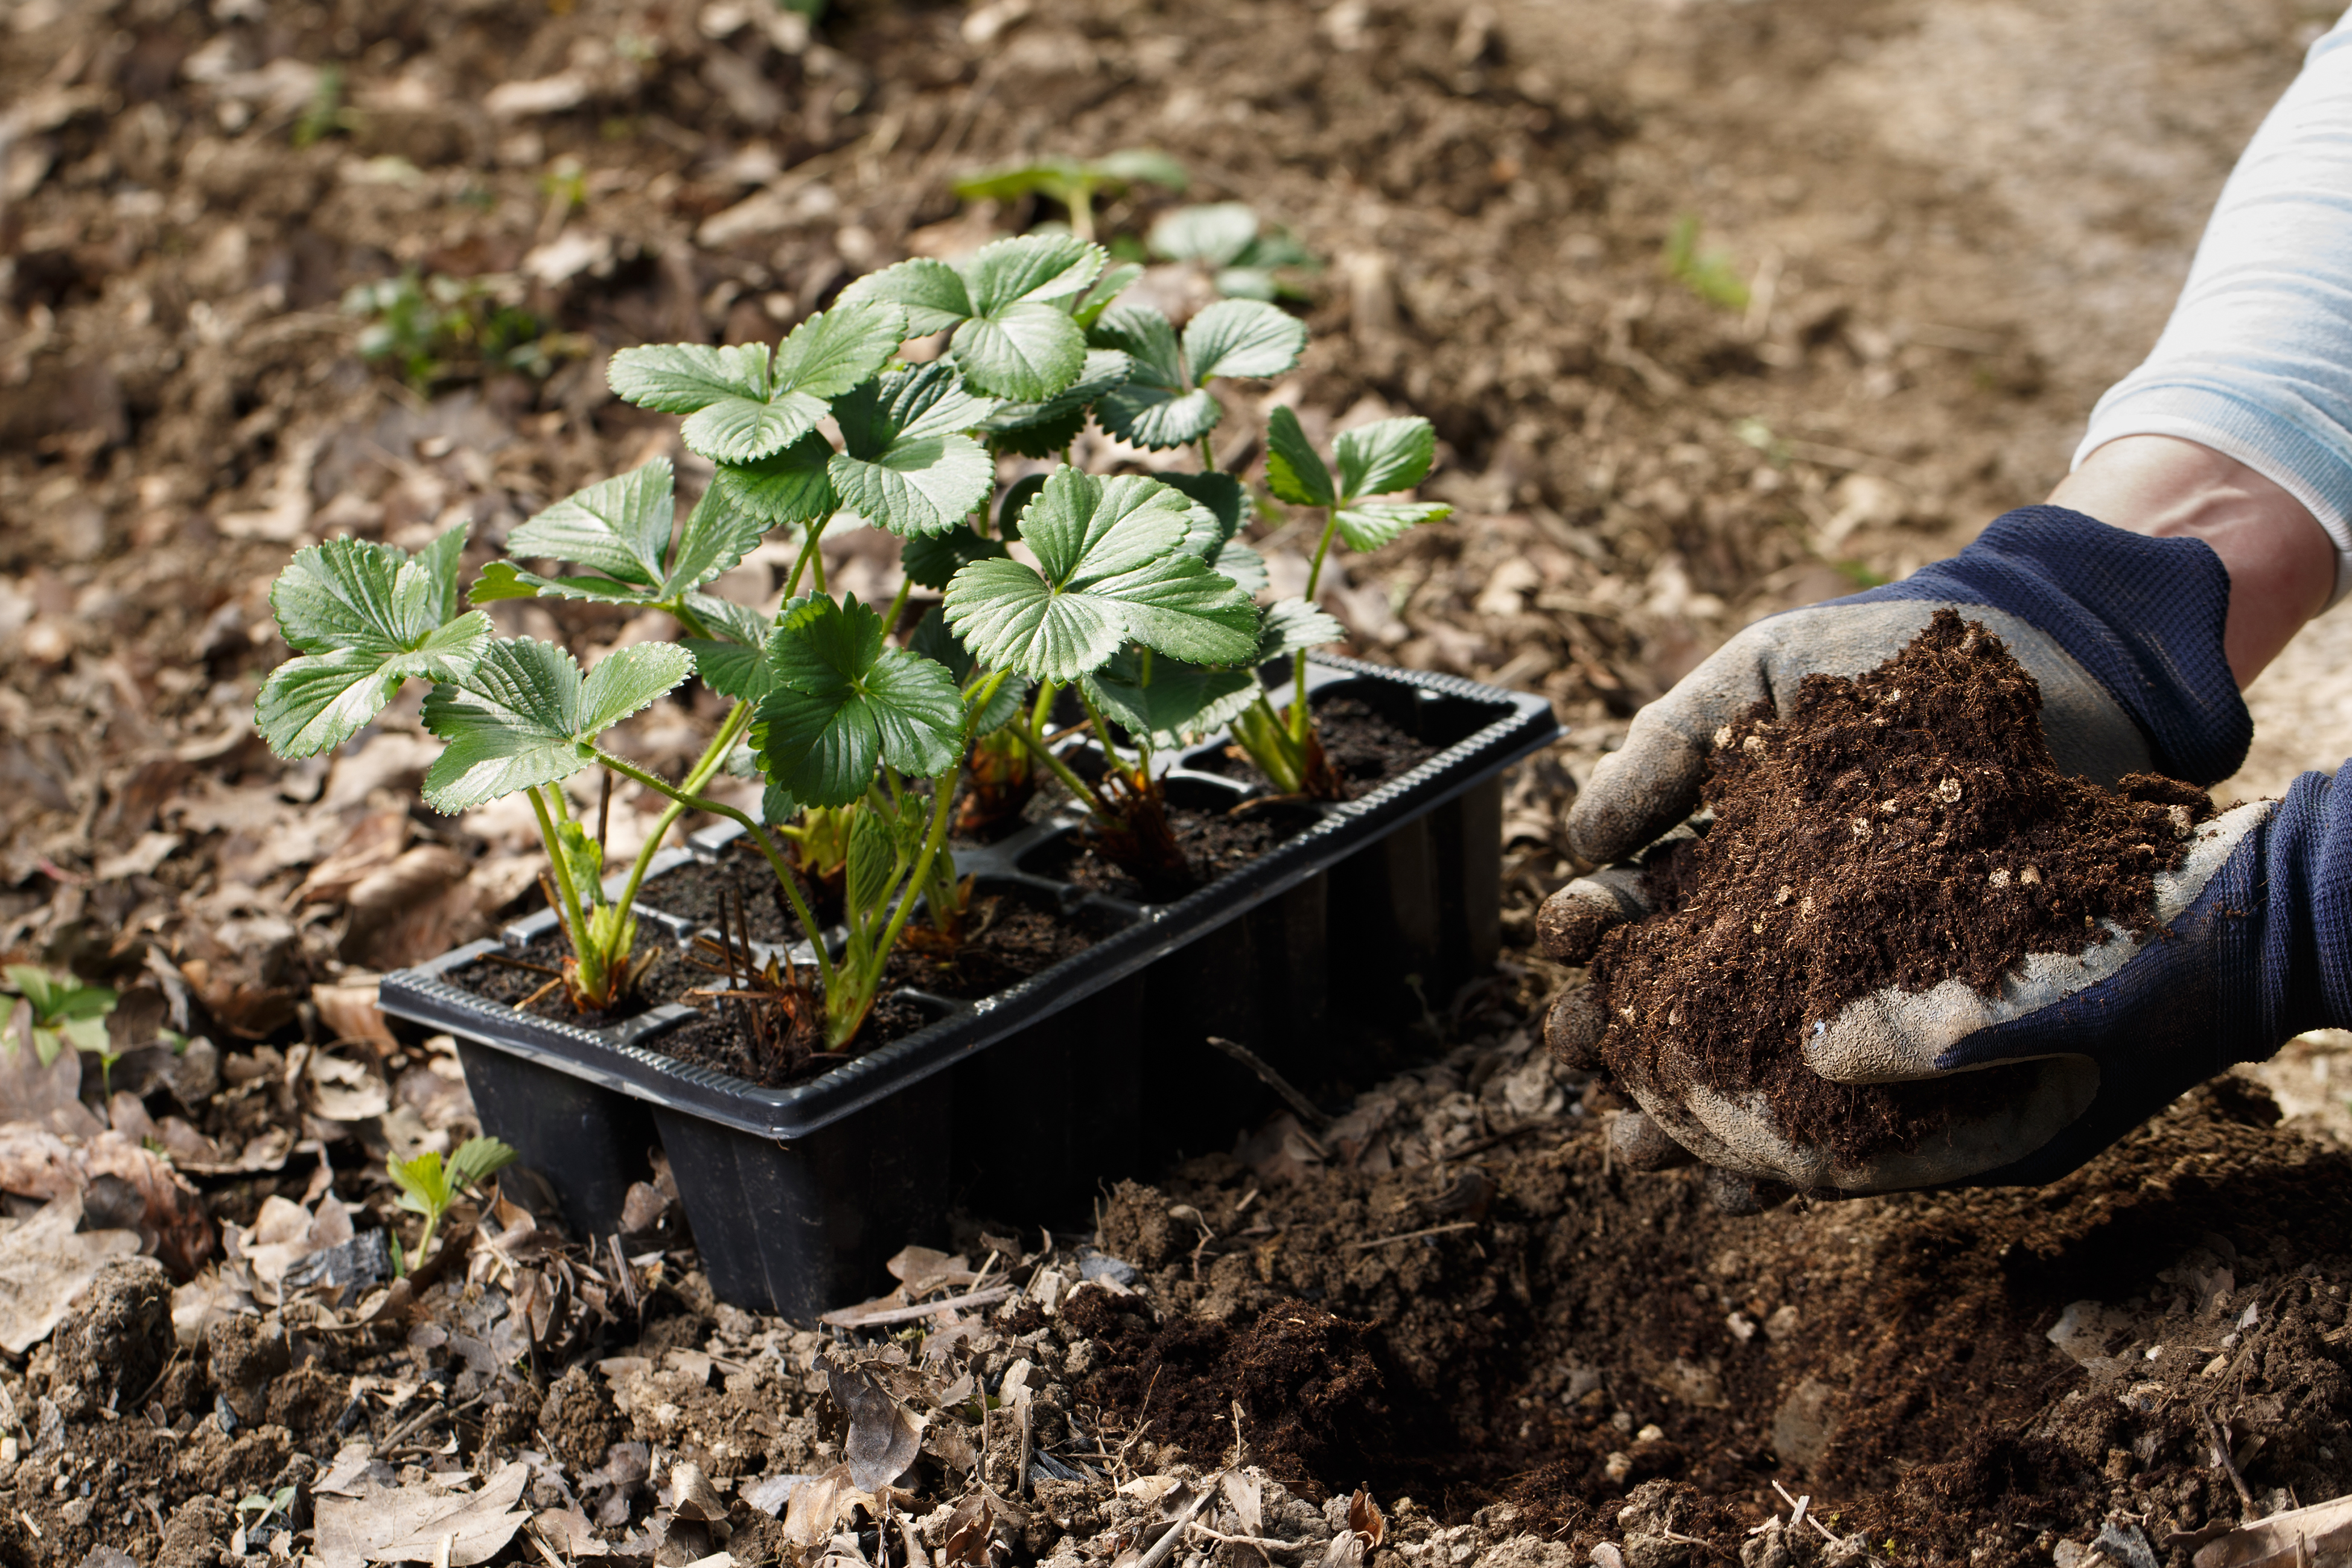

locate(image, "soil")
[[447, 925, 690, 1026], [1194, 696, 1444, 794], [639, 837, 832, 946], [1024, 800, 1321, 902], [1591, 611, 2215, 1162]]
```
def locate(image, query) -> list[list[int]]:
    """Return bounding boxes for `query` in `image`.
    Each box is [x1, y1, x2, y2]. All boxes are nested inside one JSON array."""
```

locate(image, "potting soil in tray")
[[448, 926, 690, 1027], [1191, 695, 1441, 792], [1590, 608, 2216, 1161], [1020, 797, 1319, 900], [642, 891, 1104, 1085]]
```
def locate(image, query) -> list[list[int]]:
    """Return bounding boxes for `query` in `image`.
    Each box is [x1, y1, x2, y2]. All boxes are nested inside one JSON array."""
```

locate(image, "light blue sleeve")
[[2074, 13, 2352, 606]]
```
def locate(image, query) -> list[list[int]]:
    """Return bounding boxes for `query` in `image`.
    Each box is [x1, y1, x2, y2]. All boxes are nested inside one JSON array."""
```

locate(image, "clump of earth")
[[1589, 609, 2215, 1161]]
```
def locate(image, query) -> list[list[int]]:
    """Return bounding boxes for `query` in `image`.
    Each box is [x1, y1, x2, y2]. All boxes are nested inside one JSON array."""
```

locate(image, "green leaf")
[[502, 460, 676, 591], [257, 524, 492, 758], [1334, 415, 1438, 500], [1073, 264, 1143, 330], [1182, 298, 1305, 382], [608, 307, 906, 465], [388, 1150, 453, 1218], [1, 966, 115, 1028], [1263, 406, 1334, 508], [685, 636, 780, 702], [657, 483, 768, 599], [844, 806, 899, 920], [1149, 203, 1260, 267], [554, 818, 607, 908], [942, 468, 1260, 681], [481, 473, 765, 606], [1091, 305, 1219, 450], [605, 341, 769, 415], [998, 474, 1049, 541], [902, 526, 1009, 591], [1090, 148, 1189, 191], [448, 1134, 518, 1189], [712, 431, 839, 526], [679, 592, 776, 649], [829, 363, 998, 537], [1257, 596, 1346, 661], [966, 668, 1030, 738], [1334, 500, 1451, 553], [847, 238, 1104, 401], [1211, 540, 1270, 598], [975, 348, 1132, 459], [420, 639, 693, 812], [1156, 471, 1246, 563], [751, 596, 964, 806], [840, 256, 971, 337], [1083, 651, 1257, 747], [908, 605, 975, 683]]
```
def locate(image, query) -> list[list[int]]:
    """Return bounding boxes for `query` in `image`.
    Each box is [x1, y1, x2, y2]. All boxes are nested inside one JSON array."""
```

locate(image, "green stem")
[[882, 572, 916, 637], [1291, 508, 1344, 744], [1030, 678, 1058, 738], [1074, 684, 1129, 776], [871, 763, 962, 976], [410, 1207, 440, 1273], [1010, 722, 1104, 815], [1070, 183, 1095, 243], [786, 512, 835, 599], [527, 785, 590, 953], [609, 701, 751, 924], [591, 750, 836, 994], [1196, 436, 1216, 473]]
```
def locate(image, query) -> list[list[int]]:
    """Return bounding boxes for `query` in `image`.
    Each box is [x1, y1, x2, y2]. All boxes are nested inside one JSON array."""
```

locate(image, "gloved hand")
[[1539, 505, 2317, 1197]]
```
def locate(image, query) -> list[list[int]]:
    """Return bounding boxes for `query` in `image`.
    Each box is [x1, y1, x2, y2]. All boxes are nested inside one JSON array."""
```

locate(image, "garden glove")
[[1540, 505, 2335, 1194]]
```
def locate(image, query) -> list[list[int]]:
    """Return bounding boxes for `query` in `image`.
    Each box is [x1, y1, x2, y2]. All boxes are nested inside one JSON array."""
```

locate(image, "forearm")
[[2067, 16, 2352, 642], [2048, 435, 2333, 685]]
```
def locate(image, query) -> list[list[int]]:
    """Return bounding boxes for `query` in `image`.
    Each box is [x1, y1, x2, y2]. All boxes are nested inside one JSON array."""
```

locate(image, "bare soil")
[[1590, 611, 2214, 1161]]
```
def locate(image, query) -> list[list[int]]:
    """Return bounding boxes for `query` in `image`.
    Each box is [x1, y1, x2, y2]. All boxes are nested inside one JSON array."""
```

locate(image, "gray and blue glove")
[[1544, 506, 2349, 1193]]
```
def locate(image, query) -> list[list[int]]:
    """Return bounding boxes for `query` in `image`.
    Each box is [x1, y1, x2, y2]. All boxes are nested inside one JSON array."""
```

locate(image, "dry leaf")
[[827, 1356, 926, 1491], [2193, 1493, 2352, 1568], [311, 1458, 532, 1565], [0, 1194, 140, 1354], [780, 1462, 875, 1551], [305, 1050, 391, 1122], [313, 980, 400, 1053]]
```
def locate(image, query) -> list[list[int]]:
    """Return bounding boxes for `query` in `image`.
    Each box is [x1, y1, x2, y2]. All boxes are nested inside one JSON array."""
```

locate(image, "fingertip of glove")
[[1609, 1109, 1695, 1171], [1544, 983, 1607, 1069], [1704, 1165, 1793, 1216], [1535, 885, 1623, 964]]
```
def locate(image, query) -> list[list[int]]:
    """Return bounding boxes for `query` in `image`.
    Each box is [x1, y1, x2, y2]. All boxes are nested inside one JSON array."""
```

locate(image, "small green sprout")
[[232, 1484, 298, 1553], [344, 272, 587, 392], [1242, 407, 1451, 796], [387, 1135, 518, 1273], [952, 149, 1188, 242], [1663, 213, 1750, 312], [1147, 202, 1321, 301], [0, 965, 116, 1069], [292, 65, 348, 148]]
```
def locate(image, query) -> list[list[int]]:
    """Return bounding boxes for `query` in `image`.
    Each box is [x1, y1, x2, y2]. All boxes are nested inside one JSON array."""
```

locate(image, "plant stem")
[[591, 750, 836, 993], [1010, 722, 1104, 815], [786, 512, 835, 599], [872, 763, 962, 977], [1070, 182, 1095, 243], [882, 573, 916, 637], [527, 785, 590, 953], [609, 701, 751, 923], [1289, 508, 1345, 744], [1197, 436, 1216, 473], [410, 1207, 439, 1273], [1074, 683, 1128, 774], [1030, 678, 1058, 738]]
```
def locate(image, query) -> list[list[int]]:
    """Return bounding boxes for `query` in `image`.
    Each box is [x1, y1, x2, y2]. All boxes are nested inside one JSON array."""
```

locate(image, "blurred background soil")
[[8, 0, 2352, 1563]]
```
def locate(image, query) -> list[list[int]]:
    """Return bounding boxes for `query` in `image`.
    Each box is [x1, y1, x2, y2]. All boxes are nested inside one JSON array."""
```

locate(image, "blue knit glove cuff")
[[1848, 505, 2251, 786]]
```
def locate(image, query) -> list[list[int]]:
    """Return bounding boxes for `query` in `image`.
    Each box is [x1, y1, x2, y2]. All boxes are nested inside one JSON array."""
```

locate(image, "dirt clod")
[[1593, 611, 2213, 1160], [46, 1257, 171, 1420]]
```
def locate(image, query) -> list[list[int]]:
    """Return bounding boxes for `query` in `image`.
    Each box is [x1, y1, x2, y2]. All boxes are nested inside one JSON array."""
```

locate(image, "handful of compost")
[[1540, 610, 2248, 1197]]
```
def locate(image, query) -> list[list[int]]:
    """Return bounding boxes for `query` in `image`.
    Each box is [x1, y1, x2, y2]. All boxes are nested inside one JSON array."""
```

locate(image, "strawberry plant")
[[952, 149, 1188, 242], [255, 226, 1444, 1054], [1147, 202, 1320, 301], [1237, 406, 1451, 796], [1, 964, 115, 1068]]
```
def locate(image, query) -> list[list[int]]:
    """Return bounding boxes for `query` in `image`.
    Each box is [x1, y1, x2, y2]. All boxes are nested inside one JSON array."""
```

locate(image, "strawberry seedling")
[[387, 1133, 517, 1273], [0, 964, 115, 1068]]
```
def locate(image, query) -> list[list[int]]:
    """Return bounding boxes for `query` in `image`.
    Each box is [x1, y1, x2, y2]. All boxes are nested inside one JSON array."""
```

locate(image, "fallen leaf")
[[780, 1462, 875, 1552], [306, 1050, 392, 1122], [0, 1194, 140, 1354], [827, 1356, 927, 1491], [311, 1459, 532, 1565], [313, 980, 400, 1053], [2192, 1492, 2352, 1568]]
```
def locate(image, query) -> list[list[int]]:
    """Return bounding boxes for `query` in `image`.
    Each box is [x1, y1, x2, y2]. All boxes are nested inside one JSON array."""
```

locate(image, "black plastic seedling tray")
[[381, 654, 1558, 1316]]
